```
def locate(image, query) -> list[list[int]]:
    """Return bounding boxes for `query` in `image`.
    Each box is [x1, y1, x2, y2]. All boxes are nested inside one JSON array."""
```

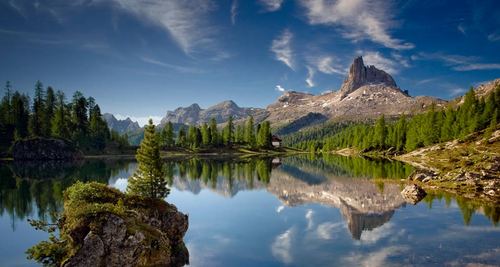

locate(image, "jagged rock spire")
[[339, 56, 397, 99]]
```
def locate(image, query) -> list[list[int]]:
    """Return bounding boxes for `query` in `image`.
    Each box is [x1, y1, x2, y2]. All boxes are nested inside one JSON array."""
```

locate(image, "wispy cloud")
[[271, 29, 294, 70], [230, 0, 238, 25], [108, 0, 217, 55], [306, 66, 315, 87], [448, 87, 466, 97], [487, 32, 500, 42], [299, 0, 414, 50], [414, 52, 500, 71], [343, 246, 409, 267], [140, 56, 203, 73], [457, 23, 467, 35], [271, 227, 294, 264], [258, 0, 284, 12], [314, 56, 345, 75], [361, 51, 400, 74], [275, 85, 287, 92]]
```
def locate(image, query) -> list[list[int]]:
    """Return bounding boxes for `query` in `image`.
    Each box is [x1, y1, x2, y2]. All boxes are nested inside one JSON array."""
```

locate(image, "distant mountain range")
[[103, 56, 499, 141]]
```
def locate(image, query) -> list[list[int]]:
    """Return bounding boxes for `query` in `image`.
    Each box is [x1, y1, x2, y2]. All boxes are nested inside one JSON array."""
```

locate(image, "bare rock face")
[[401, 184, 427, 205], [12, 138, 83, 161], [339, 56, 397, 99]]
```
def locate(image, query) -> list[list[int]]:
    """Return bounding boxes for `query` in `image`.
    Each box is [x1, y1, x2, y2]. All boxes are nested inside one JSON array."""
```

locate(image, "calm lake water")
[[0, 155, 499, 267]]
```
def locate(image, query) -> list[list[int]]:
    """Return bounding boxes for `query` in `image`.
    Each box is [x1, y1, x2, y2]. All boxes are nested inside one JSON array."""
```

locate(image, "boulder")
[[12, 138, 83, 161], [401, 184, 427, 205]]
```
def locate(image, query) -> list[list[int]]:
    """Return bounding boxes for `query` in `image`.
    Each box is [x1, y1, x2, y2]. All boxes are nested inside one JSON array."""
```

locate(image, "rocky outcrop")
[[102, 113, 141, 134], [160, 101, 263, 125], [339, 56, 397, 99], [12, 138, 83, 161], [27, 182, 189, 267], [401, 184, 427, 204]]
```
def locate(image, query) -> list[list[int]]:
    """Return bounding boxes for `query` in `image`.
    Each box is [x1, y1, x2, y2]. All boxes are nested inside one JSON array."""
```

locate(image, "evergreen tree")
[[51, 91, 69, 139], [222, 115, 234, 145], [88, 104, 110, 149], [209, 118, 219, 146], [374, 115, 387, 149], [11, 92, 29, 139], [127, 119, 169, 199], [70, 91, 89, 144], [235, 125, 244, 144], [29, 81, 46, 137], [244, 116, 256, 148], [161, 122, 175, 148], [44, 87, 55, 136], [201, 123, 211, 146], [257, 121, 271, 148], [177, 126, 187, 147]]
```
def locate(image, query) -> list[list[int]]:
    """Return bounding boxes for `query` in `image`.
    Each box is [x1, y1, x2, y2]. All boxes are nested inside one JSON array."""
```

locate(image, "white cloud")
[[276, 205, 285, 213], [414, 52, 500, 72], [359, 222, 394, 244], [271, 228, 294, 264], [275, 85, 287, 92], [306, 66, 315, 87], [299, 0, 414, 50], [271, 29, 294, 70], [107, 0, 217, 54], [488, 32, 500, 42], [343, 246, 409, 267], [448, 87, 466, 97], [316, 222, 343, 240], [361, 51, 399, 74], [259, 0, 284, 12], [114, 114, 162, 126], [230, 0, 238, 25], [305, 209, 314, 230], [457, 23, 467, 35], [140, 56, 203, 73], [315, 56, 345, 75]]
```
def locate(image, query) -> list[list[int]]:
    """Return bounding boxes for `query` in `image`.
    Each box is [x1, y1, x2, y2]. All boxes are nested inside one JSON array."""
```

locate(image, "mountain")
[[160, 100, 263, 126], [265, 56, 446, 129], [102, 113, 140, 134]]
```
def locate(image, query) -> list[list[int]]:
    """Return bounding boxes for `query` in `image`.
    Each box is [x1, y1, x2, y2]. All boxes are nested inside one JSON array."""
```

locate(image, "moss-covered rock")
[[27, 182, 189, 267]]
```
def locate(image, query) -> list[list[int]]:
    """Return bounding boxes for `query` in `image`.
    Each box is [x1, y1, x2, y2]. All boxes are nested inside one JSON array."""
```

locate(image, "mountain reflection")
[[0, 155, 498, 237]]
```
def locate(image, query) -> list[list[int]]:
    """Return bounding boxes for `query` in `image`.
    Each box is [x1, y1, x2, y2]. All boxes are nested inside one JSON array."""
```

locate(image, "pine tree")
[[374, 115, 387, 149], [222, 115, 234, 145], [127, 119, 169, 199], [257, 121, 271, 148], [201, 123, 211, 146], [161, 122, 175, 148], [89, 104, 110, 149], [11, 92, 29, 139], [51, 91, 69, 139], [70, 91, 89, 143], [209, 118, 219, 146], [44, 87, 55, 136], [177, 126, 187, 147], [244, 116, 256, 148], [29, 80, 46, 137]]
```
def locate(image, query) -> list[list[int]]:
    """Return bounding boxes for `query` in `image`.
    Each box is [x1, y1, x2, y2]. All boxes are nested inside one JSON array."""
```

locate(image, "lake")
[[0, 155, 499, 266]]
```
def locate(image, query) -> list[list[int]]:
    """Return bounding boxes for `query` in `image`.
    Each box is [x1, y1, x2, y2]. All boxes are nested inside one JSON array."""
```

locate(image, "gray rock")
[[401, 184, 427, 205], [12, 138, 83, 161]]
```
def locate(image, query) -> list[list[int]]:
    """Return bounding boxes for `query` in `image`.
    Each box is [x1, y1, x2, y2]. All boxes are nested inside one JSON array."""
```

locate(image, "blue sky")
[[0, 0, 499, 125]]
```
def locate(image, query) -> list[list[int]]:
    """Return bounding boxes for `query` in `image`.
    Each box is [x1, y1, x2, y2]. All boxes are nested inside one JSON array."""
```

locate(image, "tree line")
[[159, 115, 274, 150], [0, 81, 128, 152], [290, 86, 500, 153]]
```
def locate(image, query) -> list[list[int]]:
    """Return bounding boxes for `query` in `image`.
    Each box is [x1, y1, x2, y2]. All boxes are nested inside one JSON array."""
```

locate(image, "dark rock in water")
[[12, 138, 83, 161], [27, 182, 189, 267], [401, 184, 427, 205]]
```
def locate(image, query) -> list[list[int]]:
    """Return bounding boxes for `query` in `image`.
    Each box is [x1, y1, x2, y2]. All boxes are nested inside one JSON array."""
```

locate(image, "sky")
[[0, 0, 499, 125]]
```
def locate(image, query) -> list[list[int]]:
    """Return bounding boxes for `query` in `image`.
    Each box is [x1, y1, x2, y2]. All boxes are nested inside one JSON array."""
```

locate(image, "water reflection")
[[1, 155, 499, 266]]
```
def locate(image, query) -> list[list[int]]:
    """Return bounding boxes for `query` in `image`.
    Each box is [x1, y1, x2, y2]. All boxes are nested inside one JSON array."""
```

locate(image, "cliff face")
[[339, 56, 397, 99]]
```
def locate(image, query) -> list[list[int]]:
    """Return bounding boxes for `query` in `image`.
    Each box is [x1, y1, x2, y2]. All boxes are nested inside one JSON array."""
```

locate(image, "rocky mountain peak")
[[339, 56, 397, 99]]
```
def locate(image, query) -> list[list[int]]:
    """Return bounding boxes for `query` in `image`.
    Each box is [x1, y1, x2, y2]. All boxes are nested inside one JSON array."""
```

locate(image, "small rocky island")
[[27, 182, 188, 267]]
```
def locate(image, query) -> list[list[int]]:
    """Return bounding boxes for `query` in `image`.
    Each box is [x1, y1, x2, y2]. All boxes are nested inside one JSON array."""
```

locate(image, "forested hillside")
[[0, 81, 128, 154], [288, 85, 500, 153]]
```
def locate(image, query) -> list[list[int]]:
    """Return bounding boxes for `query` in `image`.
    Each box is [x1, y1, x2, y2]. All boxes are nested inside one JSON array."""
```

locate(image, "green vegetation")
[[127, 119, 169, 199], [158, 115, 275, 152], [289, 86, 500, 154], [0, 81, 129, 155]]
